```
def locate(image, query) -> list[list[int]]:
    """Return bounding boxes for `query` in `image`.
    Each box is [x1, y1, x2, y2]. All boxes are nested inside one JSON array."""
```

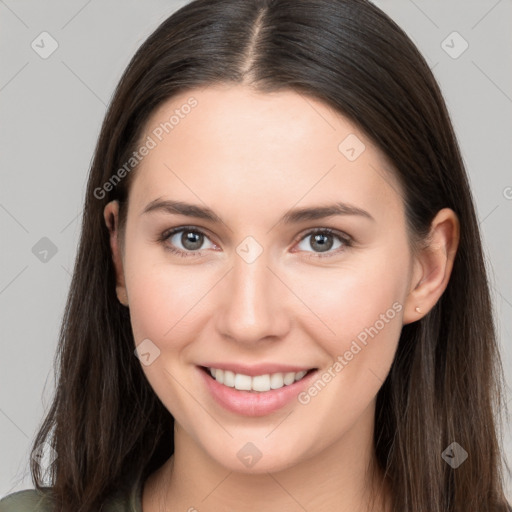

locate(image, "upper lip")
[[199, 362, 317, 377]]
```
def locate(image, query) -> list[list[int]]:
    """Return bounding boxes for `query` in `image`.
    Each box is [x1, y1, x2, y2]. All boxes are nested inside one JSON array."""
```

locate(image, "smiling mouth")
[[199, 365, 317, 393]]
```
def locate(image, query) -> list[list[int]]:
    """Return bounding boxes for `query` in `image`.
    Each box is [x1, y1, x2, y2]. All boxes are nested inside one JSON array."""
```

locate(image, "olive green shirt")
[[0, 477, 143, 512]]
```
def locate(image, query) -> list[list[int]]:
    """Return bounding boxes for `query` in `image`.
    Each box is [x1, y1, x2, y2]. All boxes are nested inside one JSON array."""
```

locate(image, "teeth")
[[208, 367, 309, 392], [223, 370, 235, 387]]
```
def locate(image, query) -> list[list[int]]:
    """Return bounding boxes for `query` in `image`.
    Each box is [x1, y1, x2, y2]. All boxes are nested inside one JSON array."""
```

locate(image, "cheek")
[[293, 261, 405, 428], [127, 263, 210, 347], [122, 230, 209, 347]]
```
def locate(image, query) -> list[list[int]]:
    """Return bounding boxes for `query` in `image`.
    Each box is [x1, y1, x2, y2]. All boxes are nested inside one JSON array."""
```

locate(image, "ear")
[[103, 200, 129, 307], [402, 208, 460, 324]]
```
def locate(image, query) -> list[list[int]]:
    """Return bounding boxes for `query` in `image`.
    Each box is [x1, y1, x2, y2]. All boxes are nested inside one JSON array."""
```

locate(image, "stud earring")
[[415, 306, 421, 313]]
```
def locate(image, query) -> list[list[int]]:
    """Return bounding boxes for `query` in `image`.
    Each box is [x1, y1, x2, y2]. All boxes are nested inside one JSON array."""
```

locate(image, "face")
[[107, 84, 419, 474]]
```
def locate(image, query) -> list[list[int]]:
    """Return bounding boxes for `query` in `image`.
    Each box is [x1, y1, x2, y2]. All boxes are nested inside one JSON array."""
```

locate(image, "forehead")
[[128, 84, 403, 222]]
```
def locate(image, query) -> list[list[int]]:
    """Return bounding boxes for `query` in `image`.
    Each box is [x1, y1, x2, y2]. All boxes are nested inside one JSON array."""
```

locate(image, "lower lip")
[[198, 366, 318, 417]]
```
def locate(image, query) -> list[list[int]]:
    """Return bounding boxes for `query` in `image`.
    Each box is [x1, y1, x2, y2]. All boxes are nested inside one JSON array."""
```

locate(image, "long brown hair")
[[29, 0, 510, 510]]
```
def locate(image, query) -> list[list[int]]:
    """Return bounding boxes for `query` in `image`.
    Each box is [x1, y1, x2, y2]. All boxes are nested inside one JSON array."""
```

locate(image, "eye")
[[159, 226, 217, 258], [294, 228, 352, 259]]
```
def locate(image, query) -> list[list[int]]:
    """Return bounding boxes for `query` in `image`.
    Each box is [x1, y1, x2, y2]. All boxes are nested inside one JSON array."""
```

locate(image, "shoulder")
[[0, 488, 54, 511], [0, 484, 141, 512]]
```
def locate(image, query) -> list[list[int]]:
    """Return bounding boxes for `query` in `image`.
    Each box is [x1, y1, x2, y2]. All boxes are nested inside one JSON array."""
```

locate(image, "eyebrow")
[[141, 198, 375, 224]]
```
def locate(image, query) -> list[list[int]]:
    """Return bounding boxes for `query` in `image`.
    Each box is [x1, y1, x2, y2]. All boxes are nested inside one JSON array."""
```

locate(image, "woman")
[[1, 0, 510, 511]]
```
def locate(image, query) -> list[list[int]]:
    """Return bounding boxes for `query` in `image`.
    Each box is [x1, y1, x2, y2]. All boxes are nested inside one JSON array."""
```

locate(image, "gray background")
[[1, 0, 511, 501]]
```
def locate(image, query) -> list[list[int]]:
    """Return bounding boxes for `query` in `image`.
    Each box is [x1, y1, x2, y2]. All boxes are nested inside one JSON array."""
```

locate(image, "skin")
[[103, 84, 459, 512]]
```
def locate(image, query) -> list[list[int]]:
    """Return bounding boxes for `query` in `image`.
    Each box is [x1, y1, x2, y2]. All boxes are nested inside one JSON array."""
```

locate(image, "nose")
[[215, 250, 291, 346]]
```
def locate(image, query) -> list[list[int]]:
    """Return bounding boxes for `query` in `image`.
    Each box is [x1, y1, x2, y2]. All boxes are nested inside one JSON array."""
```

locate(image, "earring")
[[415, 306, 421, 313]]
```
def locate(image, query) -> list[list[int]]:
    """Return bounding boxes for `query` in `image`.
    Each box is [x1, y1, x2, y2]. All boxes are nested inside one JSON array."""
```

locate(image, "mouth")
[[197, 365, 319, 416], [199, 365, 318, 393]]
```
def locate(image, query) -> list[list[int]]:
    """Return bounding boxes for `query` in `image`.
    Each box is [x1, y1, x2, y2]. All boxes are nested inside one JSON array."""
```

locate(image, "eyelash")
[[157, 225, 353, 259]]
